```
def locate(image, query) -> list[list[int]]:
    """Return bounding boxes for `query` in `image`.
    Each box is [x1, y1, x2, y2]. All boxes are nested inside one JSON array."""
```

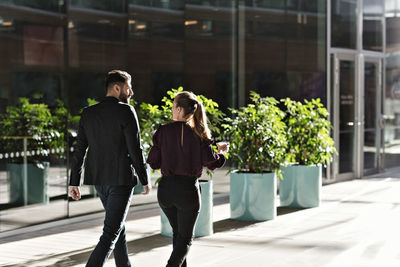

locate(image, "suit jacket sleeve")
[[69, 110, 89, 186], [123, 105, 149, 186], [146, 126, 162, 170]]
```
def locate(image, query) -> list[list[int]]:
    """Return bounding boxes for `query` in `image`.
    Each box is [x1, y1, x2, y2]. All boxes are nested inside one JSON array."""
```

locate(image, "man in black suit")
[[69, 70, 150, 267]]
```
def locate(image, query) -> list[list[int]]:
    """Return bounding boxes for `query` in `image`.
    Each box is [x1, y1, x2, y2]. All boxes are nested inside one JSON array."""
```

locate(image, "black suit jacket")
[[69, 96, 148, 187]]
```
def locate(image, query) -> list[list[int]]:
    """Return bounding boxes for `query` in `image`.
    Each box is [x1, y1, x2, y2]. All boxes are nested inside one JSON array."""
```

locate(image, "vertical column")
[[23, 137, 28, 206], [237, 1, 245, 107]]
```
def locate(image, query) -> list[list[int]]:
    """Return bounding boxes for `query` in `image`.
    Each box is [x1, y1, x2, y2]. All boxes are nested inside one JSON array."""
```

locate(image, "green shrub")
[[0, 98, 63, 165], [222, 92, 287, 176], [282, 98, 336, 166]]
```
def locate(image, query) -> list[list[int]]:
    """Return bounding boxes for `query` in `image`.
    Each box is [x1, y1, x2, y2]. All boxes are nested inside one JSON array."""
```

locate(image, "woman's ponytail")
[[193, 101, 211, 140], [174, 91, 211, 140]]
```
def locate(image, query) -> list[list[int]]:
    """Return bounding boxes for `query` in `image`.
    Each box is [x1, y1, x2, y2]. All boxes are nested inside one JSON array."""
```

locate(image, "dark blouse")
[[146, 121, 225, 177]]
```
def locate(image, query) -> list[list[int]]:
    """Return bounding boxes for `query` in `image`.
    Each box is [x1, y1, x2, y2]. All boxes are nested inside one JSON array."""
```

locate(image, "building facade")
[[0, 0, 398, 232]]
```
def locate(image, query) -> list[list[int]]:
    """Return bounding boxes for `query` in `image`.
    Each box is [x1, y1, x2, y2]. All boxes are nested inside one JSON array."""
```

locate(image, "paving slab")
[[0, 175, 399, 267]]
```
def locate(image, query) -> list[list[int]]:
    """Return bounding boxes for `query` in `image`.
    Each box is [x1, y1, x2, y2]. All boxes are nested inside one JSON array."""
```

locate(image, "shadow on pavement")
[[4, 205, 305, 266], [277, 206, 303, 216]]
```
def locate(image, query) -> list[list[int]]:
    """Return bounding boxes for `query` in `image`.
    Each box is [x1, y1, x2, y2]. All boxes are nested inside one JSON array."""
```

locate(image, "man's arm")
[[123, 106, 149, 189], [69, 111, 88, 187]]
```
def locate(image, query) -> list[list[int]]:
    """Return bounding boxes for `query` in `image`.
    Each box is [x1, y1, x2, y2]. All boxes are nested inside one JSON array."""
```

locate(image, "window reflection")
[[0, 0, 342, 232], [385, 1, 400, 168], [70, 0, 125, 13], [243, 1, 326, 103], [363, 0, 383, 51], [153, 22, 184, 39], [0, 0, 65, 13], [331, 0, 357, 49], [131, 0, 184, 9], [129, 20, 150, 37], [186, 20, 213, 36]]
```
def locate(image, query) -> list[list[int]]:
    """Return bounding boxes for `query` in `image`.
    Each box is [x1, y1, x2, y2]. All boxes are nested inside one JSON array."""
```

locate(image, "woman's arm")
[[201, 139, 227, 170]]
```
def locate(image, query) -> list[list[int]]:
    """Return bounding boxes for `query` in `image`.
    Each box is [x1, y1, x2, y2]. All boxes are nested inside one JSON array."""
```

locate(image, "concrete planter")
[[8, 162, 49, 206], [230, 171, 277, 221], [280, 165, 322, 208], [161, 179, 213, 237]]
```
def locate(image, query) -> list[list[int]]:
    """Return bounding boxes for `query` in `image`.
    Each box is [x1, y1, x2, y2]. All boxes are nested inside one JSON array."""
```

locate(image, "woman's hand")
[[216, 142, 229, 155]]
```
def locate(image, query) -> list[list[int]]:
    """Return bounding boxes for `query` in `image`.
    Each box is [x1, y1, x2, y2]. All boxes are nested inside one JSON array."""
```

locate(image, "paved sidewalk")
[[1, 172, 400, 267]]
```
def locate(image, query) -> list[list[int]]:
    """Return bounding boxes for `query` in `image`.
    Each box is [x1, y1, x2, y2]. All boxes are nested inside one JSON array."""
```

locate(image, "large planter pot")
[[280, 165, 322, 208], [230, 172, 277, 221], [7, 162, 50, 206], [161, 179, 213, 237]]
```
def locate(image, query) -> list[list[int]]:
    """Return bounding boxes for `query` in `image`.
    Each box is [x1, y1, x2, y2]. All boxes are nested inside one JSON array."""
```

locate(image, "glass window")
[[215, 21, 234, 37], [331, 0, 357, 49], [129, 19, 150, 37], [69, 20, 125, 42], [68, 11, 128, 71], [0, 10, 68, 232], [256, 0, 285, 9], [185, 20, 213, 37], [0, 0, 65, 13], [363, 0, 384, 51], [184, 2, 236, 111], [240, 0, 326, 103], [384, 2, 400, 168], [385, 0, 399, 17], [153, 0, 184, 9], [128, 2, 185, 105], [23, 25, 64, 66], [130, 0, 184, 9], [186, 0, 233, 7], [13, 72, 63, 107], [152, 21, 184, 39], [255, 21, 285, 40], [70, 0, 125, 13]]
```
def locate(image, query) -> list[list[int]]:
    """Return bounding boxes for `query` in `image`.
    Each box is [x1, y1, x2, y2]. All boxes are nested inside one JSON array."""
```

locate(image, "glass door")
[[363, 58, 382, 175], [332, 53, 359, 180]]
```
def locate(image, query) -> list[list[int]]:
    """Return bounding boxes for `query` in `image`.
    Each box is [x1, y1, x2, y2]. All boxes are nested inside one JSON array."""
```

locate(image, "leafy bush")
[[282, 98, 336, 166], [222, 92, 287, 176], [0, 98, 63, 165]]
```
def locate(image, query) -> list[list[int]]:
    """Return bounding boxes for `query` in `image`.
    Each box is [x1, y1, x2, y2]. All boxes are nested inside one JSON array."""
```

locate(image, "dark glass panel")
[[70, 0, 125, 13], [0, 8, 68, 232], [364, 62, 378, 170], [185, 20, 213, 37], [0, 0, 65, 13], [331, 0, 357, 49], [363, 0, 383, 51], [384, 2, 400, 168], [128, 1, 184, 104], [152, 21, 184, 39], [339, 61, 355, 173]]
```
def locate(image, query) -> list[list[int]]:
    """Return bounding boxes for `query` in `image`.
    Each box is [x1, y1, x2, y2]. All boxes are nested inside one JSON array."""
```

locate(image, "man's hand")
[[69, 186, 81, 200], [142, 184, 151, 195]]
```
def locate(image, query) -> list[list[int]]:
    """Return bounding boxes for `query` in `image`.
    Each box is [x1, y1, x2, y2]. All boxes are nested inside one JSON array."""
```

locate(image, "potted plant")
[[0, 98, 63, 206], [222, 92, 287, 221], [280, 98, 336, 208], [140, 87, 225, 237]]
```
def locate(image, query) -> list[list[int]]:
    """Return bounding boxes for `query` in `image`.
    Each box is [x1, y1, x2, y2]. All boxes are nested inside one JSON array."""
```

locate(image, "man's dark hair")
[[105, 70, 131, 92]]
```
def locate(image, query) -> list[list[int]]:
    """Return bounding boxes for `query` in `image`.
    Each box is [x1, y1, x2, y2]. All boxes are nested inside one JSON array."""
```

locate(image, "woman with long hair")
[[147, 91, 228, 267]]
